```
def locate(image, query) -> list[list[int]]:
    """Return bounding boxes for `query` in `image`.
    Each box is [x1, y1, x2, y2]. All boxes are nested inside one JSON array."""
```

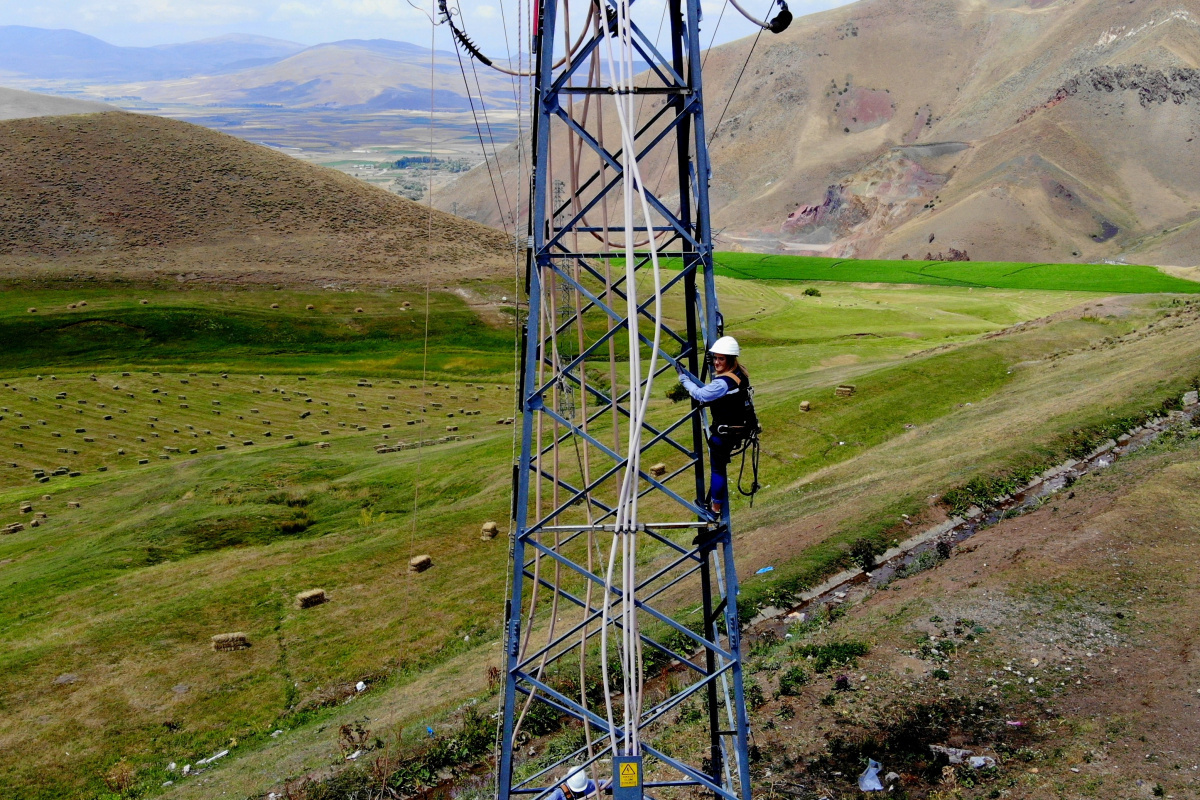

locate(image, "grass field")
[[2, 276, 1197, 799], [706, 253, 1200, 294]]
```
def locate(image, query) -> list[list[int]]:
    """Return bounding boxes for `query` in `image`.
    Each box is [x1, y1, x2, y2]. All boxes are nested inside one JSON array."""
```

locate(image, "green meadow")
[[1, 276, 1197, 799], [704, 253, 1200, 293]]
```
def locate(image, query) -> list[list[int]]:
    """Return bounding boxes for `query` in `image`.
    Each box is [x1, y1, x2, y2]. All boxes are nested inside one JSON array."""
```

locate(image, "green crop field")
[[2, 277, 1197, 800], [704, 253, 1200, 294]]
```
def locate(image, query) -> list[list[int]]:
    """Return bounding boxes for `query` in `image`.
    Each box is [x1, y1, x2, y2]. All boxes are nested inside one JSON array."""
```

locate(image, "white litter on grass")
[[271, 729, 284, 737], [195, 749, 228, 765], [182, 764, 191, 775], [347, 749, 363, 760], [356, 681, 367, 692], [968, 756, 996, 769], [858, 759, 884, 791]]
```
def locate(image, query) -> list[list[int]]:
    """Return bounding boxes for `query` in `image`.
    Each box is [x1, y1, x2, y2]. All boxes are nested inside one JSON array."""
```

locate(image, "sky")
[[1, 0, 856, 55]]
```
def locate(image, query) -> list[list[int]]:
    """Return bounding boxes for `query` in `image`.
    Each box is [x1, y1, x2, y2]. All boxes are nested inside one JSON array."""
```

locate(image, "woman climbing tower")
[[676, 336, 759, 516]]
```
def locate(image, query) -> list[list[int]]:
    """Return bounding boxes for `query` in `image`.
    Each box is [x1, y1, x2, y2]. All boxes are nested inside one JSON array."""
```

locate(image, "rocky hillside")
[[0, 110, 512, 286], [439, 0, 1200, 266]]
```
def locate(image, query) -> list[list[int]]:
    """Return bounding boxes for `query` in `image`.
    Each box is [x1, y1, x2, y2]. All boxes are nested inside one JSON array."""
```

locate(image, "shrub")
[[666, 381, 689, 403], [778, 665, 810, 696], [745, 680, 767, 709], [797, 641, 869, 672], [849, 536, 883, 570], [803, 287, 822, 297]]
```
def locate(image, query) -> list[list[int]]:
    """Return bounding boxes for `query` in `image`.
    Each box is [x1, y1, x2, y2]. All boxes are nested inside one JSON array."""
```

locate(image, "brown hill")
[[0, 111, 512, 286], [439, 0, 1200, 266], [0, 87, 114, 120]]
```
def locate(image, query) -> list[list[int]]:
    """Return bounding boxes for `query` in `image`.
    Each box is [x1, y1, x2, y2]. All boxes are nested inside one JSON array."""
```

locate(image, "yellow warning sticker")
[[619, 762, 639, 788]]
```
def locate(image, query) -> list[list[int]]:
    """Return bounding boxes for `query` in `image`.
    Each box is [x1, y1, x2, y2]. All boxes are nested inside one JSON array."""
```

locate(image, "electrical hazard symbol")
[[612, 756, 643, 800]]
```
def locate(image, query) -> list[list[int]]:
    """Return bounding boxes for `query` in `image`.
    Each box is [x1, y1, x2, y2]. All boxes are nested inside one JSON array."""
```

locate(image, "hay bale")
[[295, 588, 328, 609], [41, 495, 51, 501], [447, 425, 458, 432], [835, 385, 856, 397], [78, 301, 88, 307], [27, 308, 36, 313], [270, 303, 280, 309], [211, 632, 250, 651], [649, 463, 667, 477], [140, 299, 148, 305], [306, 304, 315, 310], [800, 400, 811, 412], [19, 502, 32, 514], [316, 442, 330, 449], [67, 501, 80, 508], [355, 307, 364, 313], [3, 522, 24, 535], [481, 521, 499, 540], [409, 554, 433, 572]]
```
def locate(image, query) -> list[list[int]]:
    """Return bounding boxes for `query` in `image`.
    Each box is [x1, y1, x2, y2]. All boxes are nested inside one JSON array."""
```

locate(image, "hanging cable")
[[438, 0, 596, 76], [729, 0, 791, 32]]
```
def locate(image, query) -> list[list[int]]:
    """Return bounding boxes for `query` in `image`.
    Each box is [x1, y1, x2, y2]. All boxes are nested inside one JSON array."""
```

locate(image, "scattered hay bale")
[[3, 522, 23, 535], [211, 632, 250, 651], [447, 425, 458, 432], [41, 495, 51, 501], [649, 463, 667, 477], [834, 385, 856, 397], [68, 303, 77, 309], [481, 521, 499, 540], [355, 307, 364, 313], [67, 501, 80, 508], [270, 303, 280, 309], [296, 588, 328, 609], [19, 502, 32, 513], [27, 308, 36, 313], [800, 400, 811, 412], [316, 442, 330, 449], [409, 554, 433, 572], [306, 304, 315, 310], [140, 300, 148, 305]]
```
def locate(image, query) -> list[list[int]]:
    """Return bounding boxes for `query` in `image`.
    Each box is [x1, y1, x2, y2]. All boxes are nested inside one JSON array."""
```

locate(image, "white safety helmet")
[[709, 336, 740, 357], [566, 767, 589, 793]]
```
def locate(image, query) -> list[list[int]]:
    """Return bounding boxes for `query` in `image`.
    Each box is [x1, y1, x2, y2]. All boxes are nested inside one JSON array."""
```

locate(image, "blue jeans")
[[708, 433, 735, 506]]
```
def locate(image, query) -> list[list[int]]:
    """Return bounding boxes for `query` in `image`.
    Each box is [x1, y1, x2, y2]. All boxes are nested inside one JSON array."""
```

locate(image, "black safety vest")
[[707, 368, 757, 434]]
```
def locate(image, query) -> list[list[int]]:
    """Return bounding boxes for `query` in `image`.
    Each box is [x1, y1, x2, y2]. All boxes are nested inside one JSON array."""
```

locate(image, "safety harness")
[[708, 368, 762, 505]]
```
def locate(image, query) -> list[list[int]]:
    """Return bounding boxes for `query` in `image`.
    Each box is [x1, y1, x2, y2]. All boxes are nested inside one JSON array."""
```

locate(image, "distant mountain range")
[[0, 27, 306, 81], [105, 39, 515, 112]]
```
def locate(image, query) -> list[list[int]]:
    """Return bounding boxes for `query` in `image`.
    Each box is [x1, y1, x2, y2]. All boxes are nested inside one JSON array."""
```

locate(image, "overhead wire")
[[706, 0, 772, 146]]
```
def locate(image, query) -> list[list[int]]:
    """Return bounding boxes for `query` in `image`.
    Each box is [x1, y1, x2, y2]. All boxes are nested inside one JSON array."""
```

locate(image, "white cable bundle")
[[598, 0, 666, 760]]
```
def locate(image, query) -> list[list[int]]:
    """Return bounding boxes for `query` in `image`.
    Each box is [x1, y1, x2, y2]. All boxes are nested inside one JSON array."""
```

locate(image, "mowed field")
[[0, 286, 522, 799], [1, 274, 1197, 800]]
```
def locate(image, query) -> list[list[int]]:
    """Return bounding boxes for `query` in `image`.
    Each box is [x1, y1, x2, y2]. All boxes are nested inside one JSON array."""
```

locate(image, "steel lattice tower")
[[496, 0, 752, 797]]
